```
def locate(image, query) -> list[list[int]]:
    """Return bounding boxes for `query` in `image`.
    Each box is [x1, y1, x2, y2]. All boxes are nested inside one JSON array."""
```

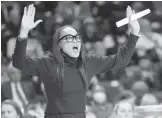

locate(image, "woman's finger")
[[28, 4, 32, 16], [133, 10, 139, 23], [24, 7, 27, 16], [127, 6, 133, 25], [27, 4, 31, 16], [32, 7, 35, 20], [29, 4, 34, 16], [34, 20, 43, 27], [126, 6, 133, 18], [128, 16, 132, 25]]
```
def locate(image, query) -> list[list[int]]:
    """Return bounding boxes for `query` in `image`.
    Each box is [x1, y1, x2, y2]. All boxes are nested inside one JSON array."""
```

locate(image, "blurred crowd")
[[1, 1, 162, 118]]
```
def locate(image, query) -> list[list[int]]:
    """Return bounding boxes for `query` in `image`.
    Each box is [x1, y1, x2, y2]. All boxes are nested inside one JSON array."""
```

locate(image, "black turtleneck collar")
[[62, 51, 78, 65]]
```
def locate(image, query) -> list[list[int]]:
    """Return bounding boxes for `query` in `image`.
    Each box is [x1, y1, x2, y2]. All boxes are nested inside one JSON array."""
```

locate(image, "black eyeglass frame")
[[58, 34, 82, 42]]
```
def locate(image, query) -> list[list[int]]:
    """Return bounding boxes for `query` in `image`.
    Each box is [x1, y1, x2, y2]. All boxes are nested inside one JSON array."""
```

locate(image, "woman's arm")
[[86, 33, 139, 76], [12, 4, 44, 76], [86, 6, 140, 77], [12, 38, 43, 76]]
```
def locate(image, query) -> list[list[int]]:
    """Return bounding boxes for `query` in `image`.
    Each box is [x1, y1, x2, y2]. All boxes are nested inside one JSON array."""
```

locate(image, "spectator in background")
[[82, 16, 98, 43], [55, 1, 75, 25], [85, 104, 97, 118], [149, 21, 162, 60], [1, 62, 37, 110], [81, 17, 101, 55], [8, 3, 21, 33], [131, 1, 154, 12], [87, 78, 113, 118], [2, 2, 21, 37], [44, 10, 63, 36], [91, 91, 112, 118], [71, 18, 82, 31], [24, 102, 44, 118], [138, 56, 158, 89], [1, 54, 10, 84], [131, 80, 149, 105], [112, 102, 134, 118], [1, 2, 21, 57], [73, 1, 92, 19], [140, 93, 159, 106], [121, 66, 142, 90], [115, 90, 137, 106], [1, 65, 10, 84], [86, 76, 100, 105], [7, 28, 44, 83], [102, 20, 116, 56], [86, 112, 97, 118], [90, 1, 115, 20], [1, 99, 23, 118], [7, 30, 44, 60]]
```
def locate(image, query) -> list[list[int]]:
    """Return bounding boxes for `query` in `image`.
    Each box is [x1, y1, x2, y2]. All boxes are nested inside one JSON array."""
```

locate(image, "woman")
[[1, 99, 23, 118], [12, 4, 140, 118]]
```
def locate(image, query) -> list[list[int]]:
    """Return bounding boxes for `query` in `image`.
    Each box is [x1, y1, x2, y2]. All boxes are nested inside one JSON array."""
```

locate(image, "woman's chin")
[[71, 55, 79, 58], [70, 53, 80, 58]]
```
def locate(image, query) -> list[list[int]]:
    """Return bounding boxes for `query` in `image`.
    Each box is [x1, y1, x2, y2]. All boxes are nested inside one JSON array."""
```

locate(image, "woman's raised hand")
[[127, 6, 140, 35], [20, 4, 42, 37]]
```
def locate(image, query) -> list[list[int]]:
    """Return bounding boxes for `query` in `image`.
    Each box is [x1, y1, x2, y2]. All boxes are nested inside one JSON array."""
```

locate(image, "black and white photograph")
[[1, 1, 162, 118]]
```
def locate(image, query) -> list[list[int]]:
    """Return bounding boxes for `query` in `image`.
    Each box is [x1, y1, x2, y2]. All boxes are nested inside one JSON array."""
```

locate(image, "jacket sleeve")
[[12, 38, 46, 77], [85, 33, 139, 77]]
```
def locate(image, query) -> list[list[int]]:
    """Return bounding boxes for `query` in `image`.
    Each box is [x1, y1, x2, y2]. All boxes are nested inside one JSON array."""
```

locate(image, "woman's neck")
[[62, 52, 78, 65]]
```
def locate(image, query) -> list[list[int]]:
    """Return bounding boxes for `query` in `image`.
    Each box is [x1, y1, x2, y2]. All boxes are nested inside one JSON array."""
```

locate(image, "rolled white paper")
[[116, 9, 151, 27]]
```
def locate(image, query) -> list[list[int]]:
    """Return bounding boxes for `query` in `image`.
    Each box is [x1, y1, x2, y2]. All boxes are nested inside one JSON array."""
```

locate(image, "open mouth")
[[73, 46, 79, 52]]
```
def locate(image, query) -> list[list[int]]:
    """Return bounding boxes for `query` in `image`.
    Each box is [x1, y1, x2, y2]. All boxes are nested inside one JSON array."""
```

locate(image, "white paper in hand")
[[116, 9, 151, 27]]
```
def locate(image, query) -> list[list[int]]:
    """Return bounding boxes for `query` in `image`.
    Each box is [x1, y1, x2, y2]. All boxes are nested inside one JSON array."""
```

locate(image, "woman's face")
[[115, 103, 133, 118], [59, 27, 81, 58], [1, 104, 19, 118]]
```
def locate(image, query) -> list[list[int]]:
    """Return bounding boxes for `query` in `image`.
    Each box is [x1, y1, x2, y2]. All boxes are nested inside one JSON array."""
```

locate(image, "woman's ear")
[[58, 43, 63, 52], [58, 42, 62, 49]]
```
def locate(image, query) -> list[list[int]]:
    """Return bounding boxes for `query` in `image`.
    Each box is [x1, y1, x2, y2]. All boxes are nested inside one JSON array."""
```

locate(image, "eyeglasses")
[[58, 34, 82, 42]]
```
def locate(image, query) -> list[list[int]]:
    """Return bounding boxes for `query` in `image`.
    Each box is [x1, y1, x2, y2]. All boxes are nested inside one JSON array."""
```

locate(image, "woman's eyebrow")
[[59, 34, 72, 40], [60, 34, 79, 38], [59, 34, 68, 39]]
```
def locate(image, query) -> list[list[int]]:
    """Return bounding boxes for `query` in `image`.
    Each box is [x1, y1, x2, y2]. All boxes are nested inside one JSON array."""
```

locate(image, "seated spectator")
[[1, 99, 23, 118], [112, 102, 134, 118]]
